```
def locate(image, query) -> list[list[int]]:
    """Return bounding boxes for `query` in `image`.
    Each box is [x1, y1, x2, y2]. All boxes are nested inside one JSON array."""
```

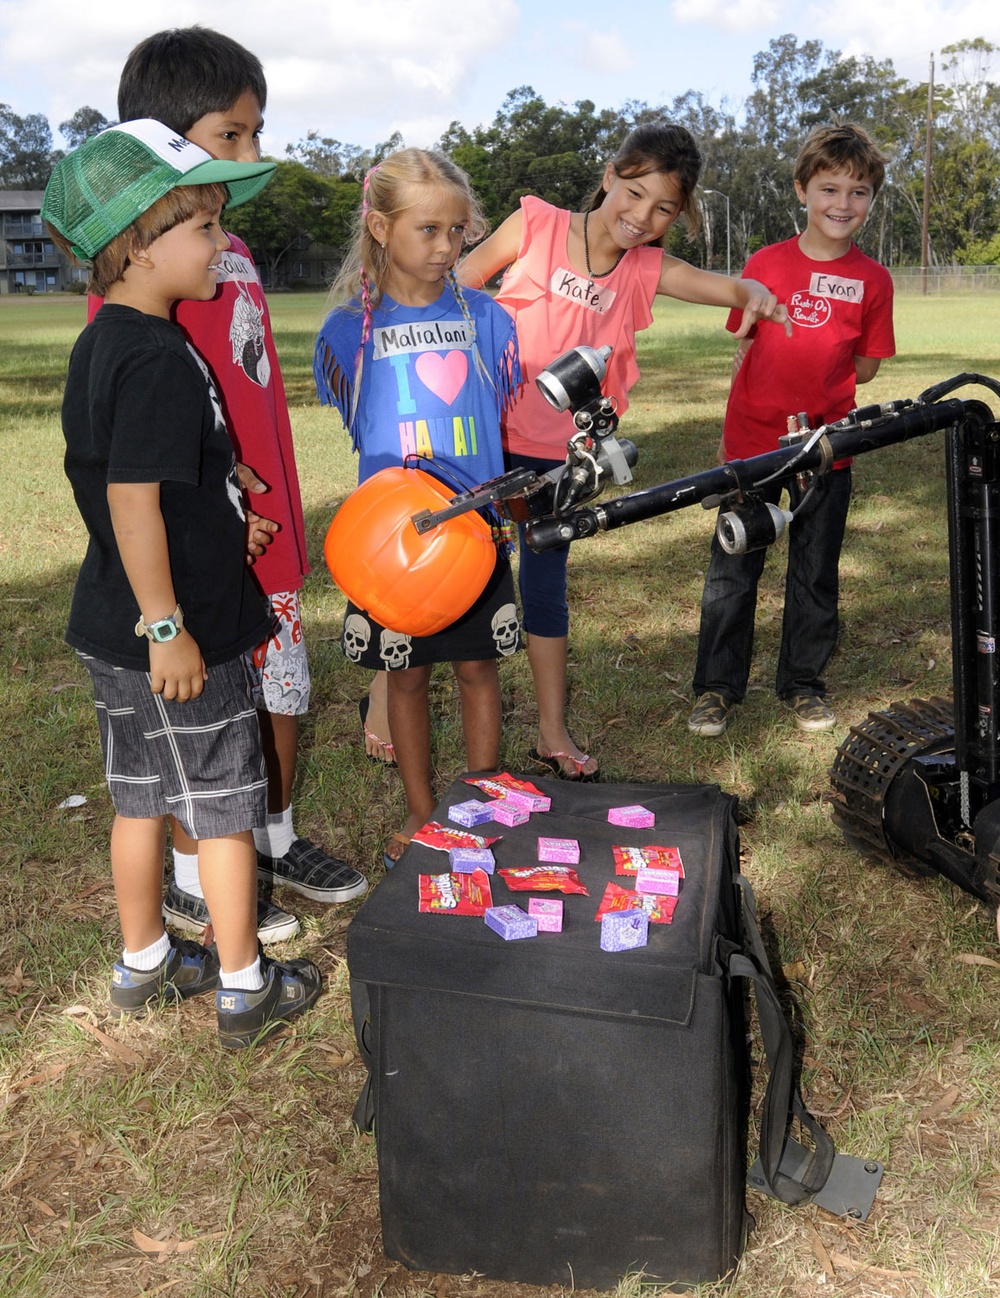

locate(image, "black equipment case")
[[348, 779, 859, 1290]]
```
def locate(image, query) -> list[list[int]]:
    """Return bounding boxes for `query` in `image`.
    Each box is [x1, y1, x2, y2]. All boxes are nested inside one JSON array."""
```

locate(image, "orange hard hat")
[[324, 465, 496, 637]]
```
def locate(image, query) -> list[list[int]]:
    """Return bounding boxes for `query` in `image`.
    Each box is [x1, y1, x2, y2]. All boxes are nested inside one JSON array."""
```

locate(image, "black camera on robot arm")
[[408, 344, 639, 537], [708, 411, 833, 556]]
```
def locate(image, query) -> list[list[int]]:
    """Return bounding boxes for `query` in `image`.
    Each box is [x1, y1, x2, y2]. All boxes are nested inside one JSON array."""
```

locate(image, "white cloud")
[[0, 0, 521, 150], [561, 22, 635, 75], [670, 0, 785, 35], [801, 0, 997, 80]]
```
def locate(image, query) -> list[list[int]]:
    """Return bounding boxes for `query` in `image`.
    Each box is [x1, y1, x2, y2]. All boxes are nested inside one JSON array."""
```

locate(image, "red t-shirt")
[[722, 236, 895, 460]]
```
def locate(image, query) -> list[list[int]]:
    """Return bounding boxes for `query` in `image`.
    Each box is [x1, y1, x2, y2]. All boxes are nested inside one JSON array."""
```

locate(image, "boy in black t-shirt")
[[43, 120, 322, 1049]]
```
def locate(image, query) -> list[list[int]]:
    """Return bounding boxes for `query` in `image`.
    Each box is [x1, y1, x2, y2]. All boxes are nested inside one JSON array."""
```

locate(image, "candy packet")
[[418, 868, 493, 915], [613, 845, 685, 876], [594, 881, 677, 924], [463, 772, 546, 799], [498, 866, 589, 895], [412, 821, 502, 853]]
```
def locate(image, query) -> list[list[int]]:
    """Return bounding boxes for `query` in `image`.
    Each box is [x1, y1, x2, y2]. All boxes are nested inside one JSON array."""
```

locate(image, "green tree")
[[58, 106, 114, 148], [0, 104, 56, 188], [224, 160, 337, 286]]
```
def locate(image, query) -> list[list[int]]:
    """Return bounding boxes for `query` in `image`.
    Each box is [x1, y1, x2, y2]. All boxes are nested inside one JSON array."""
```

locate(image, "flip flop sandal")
[[528, 748, 600, 783], [359, 696, 396, 767]]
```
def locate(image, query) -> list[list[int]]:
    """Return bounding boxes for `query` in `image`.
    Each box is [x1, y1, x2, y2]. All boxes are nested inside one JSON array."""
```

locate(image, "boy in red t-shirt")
[[689, 124, 895, 737], [103, 27, 368, 931]]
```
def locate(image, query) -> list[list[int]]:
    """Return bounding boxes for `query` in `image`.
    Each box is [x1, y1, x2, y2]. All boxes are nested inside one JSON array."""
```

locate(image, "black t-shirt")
[[62, 305, 270, 669]]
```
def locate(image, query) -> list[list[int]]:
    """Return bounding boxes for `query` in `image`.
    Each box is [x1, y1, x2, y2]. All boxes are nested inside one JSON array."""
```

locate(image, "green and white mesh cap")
[[41, 119, 276, 261]]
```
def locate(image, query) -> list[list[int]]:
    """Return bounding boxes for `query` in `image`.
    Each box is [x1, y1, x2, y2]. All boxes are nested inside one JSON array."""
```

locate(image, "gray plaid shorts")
[[78, 652, 267, 840]]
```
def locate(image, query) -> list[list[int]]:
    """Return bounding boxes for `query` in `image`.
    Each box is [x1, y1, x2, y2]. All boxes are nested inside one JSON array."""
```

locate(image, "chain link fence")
[[891, 266, 1000, 293]]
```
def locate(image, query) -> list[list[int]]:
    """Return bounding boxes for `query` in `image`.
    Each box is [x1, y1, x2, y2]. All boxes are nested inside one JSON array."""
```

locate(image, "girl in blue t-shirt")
[[315, 148, 521, 867]]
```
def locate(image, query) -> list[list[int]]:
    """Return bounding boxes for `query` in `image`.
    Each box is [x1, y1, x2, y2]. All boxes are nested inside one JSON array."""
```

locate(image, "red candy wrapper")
[[419, 868, 493, 915], [613, 845, 685, 877], [594, 882, 677, 924], [498, 866, 589, 895], [412, 821, 502, 853], [463, 772, 546, 800]]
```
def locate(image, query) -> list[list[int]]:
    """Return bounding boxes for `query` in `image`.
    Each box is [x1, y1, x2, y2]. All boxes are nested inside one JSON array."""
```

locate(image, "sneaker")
[[216, 954, 323, 1051], [257, 838, 368, 904], [110, 937, 220, 1018], [688, 691, 732, 737], [788, 694, 837, 733], [162, 880, 301, 945]]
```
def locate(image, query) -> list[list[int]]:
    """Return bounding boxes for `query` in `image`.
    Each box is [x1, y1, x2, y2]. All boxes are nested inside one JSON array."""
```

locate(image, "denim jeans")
[[692, 466, 852, 703], [507, 452, 571, 637]]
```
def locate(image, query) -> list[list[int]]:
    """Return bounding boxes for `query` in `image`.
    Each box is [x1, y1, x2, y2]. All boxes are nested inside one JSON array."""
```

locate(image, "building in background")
[[0, 191, 84, 294]]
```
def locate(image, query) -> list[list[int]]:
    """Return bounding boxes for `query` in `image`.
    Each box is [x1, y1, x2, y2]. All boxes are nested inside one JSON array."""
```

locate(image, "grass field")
[[3, 290, 1000, 1297]]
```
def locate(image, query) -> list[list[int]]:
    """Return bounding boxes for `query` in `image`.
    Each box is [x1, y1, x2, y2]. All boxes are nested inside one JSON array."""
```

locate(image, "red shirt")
[[723, 237, 895, 460]]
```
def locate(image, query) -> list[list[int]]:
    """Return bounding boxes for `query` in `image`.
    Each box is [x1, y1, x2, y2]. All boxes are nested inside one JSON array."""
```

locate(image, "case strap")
[[730, 873, 836, 1205]]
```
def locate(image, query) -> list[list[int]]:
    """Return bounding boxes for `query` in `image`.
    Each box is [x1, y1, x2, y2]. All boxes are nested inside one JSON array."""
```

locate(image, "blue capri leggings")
[[509, 452, 570, 638]]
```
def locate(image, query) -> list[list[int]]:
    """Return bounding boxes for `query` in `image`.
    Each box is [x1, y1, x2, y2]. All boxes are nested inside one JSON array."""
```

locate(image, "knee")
[[387, 666, 431, 700], [453, 659, 498, 690]]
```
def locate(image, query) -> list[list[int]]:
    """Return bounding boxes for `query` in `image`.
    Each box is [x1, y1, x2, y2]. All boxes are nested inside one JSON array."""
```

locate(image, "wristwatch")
[[134, 604, 185, 643]]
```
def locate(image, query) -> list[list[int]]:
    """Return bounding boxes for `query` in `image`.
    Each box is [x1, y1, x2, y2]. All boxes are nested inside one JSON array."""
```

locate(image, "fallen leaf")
[[900, 992, 937, 1015], [28, 1196, 57, 1217], [782, 960, 809, 983], [829, 1253, 922, 1279], [312, 1043, 354, 1066], [805, 1220, 834, 1275], [10, 1063, 68, 1093], [133, 1227, 226, 1256], [63, 1011, 146, 1066], [955, 953, 1000, 969], [917, 1083, 961, 1123]]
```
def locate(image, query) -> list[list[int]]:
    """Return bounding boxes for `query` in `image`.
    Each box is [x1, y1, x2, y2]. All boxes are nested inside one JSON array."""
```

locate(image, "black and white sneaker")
[[216, 955, 323, 1051], [162, 880, 300, 945], [256, 838, 368, 904], [110, 937, 220, 1018]]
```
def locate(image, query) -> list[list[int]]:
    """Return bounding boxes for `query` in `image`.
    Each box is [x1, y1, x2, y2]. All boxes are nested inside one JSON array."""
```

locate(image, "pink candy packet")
[[613, 845, 685, 877]]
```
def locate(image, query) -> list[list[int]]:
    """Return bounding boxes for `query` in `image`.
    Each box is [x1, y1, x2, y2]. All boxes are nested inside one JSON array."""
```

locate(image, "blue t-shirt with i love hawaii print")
[[314, 287, 521, 491]]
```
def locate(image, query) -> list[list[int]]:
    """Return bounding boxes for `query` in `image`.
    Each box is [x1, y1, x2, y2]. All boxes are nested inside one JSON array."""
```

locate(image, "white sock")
[[172, 849, 203, 897], [253, 806, 295, 859], [123, 931, 172, 971], [220, 956, 265, 991]]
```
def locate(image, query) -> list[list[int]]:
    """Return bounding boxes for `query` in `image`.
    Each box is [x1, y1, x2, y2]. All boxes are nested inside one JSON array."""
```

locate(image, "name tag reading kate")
[[549, 267, 617, 316]]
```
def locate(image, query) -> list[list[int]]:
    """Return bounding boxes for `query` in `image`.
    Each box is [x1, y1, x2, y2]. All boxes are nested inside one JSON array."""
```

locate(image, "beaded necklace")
[[582, 210, 626, 288]]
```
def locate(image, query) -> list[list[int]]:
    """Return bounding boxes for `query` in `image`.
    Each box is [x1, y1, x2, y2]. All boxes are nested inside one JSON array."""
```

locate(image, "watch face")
[[149, 619, 180, 642]]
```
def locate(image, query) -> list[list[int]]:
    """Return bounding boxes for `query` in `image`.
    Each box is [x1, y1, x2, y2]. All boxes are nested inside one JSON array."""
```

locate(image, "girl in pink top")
[[455, 122, 789, 779]]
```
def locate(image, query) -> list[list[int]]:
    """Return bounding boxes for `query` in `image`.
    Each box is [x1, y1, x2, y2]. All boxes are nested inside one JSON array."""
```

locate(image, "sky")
[[0, 0, 994, 157]]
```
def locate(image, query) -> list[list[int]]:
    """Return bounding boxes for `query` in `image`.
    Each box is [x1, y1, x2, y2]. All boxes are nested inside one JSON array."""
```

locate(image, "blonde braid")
[[448, 267, 492, 387]]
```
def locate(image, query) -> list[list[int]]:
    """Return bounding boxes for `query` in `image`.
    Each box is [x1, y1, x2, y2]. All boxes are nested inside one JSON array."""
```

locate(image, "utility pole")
[[921, 53, 934, 296]]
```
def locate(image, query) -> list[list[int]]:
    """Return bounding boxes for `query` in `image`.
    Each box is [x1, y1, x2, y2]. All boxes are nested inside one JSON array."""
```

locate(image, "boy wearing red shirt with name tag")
[[689, 124, 895, 738]]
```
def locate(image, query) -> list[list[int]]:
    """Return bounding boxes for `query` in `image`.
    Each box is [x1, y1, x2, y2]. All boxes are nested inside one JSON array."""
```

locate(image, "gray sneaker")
[[788, 695, 836, 732], [257, 837, 368, 904], [110, 937, 219, 1019], [688, 691, 732, 737], [162, 880, 300, 945], [216, 955, 323, 1051]]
